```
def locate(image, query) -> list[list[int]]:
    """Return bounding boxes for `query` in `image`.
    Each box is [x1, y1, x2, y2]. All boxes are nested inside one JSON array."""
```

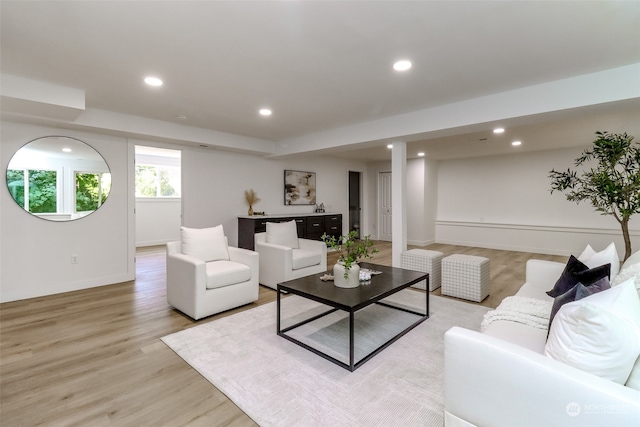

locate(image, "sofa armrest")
[[444, 327, 640, 427], [525, 259, 565, 285]]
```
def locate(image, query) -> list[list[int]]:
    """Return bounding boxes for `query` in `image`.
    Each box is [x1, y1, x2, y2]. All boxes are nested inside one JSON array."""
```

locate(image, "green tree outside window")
[[6, 169, 57, 213], [76, 172, 111, 211]]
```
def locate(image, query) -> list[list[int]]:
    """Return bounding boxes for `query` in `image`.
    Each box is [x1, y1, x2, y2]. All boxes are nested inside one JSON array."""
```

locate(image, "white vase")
[[333, 262, 360, 288]]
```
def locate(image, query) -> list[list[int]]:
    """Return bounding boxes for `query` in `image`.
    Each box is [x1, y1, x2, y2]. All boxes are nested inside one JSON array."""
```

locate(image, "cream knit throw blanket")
[[481, 296, 552, 332]]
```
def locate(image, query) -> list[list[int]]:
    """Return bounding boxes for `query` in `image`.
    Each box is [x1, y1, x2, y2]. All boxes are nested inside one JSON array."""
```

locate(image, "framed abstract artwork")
[[284, 170, 316, 205]]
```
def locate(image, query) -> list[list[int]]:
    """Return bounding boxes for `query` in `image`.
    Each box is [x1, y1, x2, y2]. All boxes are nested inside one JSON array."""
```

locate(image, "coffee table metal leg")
[[349, 311, 355, 371], [276, 287, 281, 334]]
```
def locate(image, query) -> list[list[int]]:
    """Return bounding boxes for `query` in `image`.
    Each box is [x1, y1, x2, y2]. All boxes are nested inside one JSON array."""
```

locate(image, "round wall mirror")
[[6, 136, 112, 221]]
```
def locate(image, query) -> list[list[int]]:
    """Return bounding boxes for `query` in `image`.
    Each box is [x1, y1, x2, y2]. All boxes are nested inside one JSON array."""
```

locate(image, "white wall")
[[4, 118, 637, 302], [423, 156, 438, 245], [135, 198, 181, 247], [181, 147, 368, 246], [407, 159, 426, 245], [1, 121, 135, 302], [365, 158, 437, 246], [0, 119, 369, 302], [436, 147, 640, 257]]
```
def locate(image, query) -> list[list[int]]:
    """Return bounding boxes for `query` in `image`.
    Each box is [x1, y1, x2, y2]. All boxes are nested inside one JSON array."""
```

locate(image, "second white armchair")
[[255, 220, 327, 289]]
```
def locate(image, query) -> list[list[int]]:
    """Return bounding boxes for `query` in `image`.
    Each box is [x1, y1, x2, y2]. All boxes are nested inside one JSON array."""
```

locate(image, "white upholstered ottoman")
[[400, 249, 444, 291], [441, 254, 490, 302]]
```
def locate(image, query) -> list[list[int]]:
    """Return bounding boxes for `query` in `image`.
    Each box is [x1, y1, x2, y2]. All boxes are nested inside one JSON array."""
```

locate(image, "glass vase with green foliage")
[[322, 230, 378, 278]]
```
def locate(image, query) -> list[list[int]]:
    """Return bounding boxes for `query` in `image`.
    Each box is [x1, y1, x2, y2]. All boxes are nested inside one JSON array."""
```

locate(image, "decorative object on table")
[[315, 202, 325, 213], [359, 270, 372, 285], [319, 273, 334, 281], [284, 170, 316, 205], [244, 188, 261, 216], [322, 230, 378, 288], [549, 131, 639, 261], [252, 211, 265, 216]]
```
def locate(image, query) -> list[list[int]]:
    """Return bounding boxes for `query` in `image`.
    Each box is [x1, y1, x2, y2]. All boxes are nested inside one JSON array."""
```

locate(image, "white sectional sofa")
[[444, 248, 640, 427]]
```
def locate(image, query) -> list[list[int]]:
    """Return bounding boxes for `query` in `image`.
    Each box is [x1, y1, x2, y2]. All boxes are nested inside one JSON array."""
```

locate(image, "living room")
[[1, 1, 640, 425]]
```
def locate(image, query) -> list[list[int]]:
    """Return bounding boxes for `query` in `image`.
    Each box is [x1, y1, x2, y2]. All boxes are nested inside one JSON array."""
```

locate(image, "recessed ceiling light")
[[493, 128, 505, 134], [393, 60, 412, 71], [387, 144, 393, 149], [417, 152, 425, 157], [259, 108, 272, 116], [512, 141, 522, 146], [144, 76, 163, 86], [62, 147, 72, 153]]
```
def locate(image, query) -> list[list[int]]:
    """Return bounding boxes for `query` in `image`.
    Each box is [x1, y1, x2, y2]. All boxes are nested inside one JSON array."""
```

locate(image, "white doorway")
[[134, 146, 182, 247], [378, 172, 392, 241]]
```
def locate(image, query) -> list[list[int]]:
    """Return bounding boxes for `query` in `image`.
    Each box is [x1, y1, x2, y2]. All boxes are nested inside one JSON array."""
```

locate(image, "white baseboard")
[[408, 238, 436, 247], [136, 239, 172, 247], [435, 221, 639, 257], [0, 272, 135, 303]]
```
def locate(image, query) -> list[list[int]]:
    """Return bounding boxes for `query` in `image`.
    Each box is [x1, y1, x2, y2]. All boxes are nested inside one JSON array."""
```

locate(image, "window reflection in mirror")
[[6, 136, 111, 221]]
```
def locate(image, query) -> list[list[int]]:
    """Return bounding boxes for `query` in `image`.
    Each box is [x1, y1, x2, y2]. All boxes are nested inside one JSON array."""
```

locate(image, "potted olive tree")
[[322, 230, 378, 288], [549, 131, 639, 261]]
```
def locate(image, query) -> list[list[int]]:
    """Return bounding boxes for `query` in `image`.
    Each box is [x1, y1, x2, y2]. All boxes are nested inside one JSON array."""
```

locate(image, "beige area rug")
[[161, 289, 490, 427]]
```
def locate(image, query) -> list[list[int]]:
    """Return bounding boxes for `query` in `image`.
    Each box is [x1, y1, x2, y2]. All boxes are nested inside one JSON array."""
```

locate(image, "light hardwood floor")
[[0, 243, 565, 426]]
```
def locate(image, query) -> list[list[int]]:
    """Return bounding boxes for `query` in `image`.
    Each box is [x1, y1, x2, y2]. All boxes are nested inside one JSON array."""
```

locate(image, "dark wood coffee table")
[[277, 262, 429, 371]]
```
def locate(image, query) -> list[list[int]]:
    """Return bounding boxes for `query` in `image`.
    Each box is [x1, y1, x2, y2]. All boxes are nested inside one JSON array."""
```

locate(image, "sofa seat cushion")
[[205, 260, 251, 289], [292, 248, 321, 270], [483, 320, 548, 354]]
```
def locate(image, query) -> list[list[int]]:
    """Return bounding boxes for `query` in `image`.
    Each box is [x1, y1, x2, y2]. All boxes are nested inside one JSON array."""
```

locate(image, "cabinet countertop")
[[237, 212, 340, 219]]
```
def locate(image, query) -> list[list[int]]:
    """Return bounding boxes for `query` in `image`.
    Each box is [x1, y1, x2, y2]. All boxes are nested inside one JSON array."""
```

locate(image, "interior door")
[[348, 171, 361, 238], [378, 172, 392, 241]]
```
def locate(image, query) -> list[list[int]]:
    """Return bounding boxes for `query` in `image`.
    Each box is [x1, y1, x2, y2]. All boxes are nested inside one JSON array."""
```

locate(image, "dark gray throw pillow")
[[546, 255, 611, 298], [548, 277, 611, 332]]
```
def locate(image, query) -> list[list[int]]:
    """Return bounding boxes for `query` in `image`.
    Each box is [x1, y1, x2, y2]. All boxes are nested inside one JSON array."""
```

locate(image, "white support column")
[[391, 141, 407, 267]]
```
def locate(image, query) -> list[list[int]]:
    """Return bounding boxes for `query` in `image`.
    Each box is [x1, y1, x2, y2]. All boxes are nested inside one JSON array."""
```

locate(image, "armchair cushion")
[[266, 220, 299, 249], [291, 248, 322, 270], [181, 225, 229, 262], [205, 260, 252, 290]]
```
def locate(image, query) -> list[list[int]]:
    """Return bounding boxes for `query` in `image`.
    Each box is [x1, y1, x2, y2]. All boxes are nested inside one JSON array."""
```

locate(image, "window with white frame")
[[134, 146, 181, 198]]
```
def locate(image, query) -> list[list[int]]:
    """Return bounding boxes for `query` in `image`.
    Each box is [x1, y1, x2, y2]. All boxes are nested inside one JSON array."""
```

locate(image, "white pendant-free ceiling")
[[1, 1, 639, 160]]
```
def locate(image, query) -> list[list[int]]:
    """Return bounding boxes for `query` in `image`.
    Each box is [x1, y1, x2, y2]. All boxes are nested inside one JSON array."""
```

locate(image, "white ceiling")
[[1, 1, 639, 160]]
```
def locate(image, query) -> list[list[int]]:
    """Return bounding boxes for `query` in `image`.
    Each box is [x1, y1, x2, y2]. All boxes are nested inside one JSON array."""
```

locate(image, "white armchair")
[[166, 225, 259, 320], [254, 220, 327, 289]]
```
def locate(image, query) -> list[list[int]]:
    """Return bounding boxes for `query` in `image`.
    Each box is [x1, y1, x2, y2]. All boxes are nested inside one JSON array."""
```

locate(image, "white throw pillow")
[[266, 220, 299, 249], [578, 242, 620, 281], [545, 278, 640, 384], [626, 355, 640, 391], [612, 263, 640, 290], [181, 225, 229, 262], [622, 250, 640, 271]]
